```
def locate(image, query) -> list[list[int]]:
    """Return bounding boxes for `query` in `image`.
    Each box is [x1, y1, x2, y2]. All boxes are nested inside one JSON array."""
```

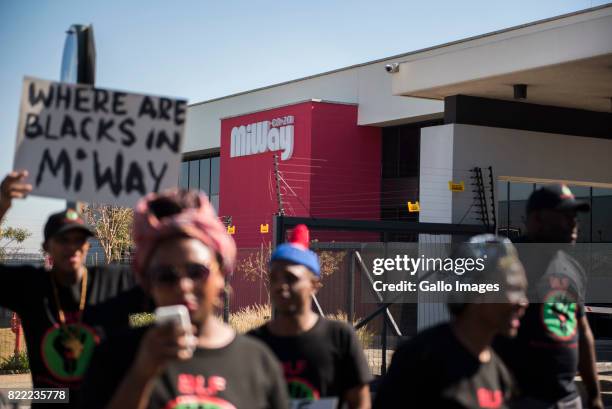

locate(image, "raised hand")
[[0, 170, 32, 211]]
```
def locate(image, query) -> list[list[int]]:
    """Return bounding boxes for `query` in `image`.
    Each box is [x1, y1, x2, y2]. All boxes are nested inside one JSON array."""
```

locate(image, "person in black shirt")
[[81, 190, 288, 409], [494, 184, 602, 409], [374, 235, 528, 409], [249, 224, 372, 409], [0, 171, 144, 409]]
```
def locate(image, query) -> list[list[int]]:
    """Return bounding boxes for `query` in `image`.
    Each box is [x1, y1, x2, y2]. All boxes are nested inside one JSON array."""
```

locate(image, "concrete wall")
[[420, 123, 612, 229], [184, 62, 442, 155]]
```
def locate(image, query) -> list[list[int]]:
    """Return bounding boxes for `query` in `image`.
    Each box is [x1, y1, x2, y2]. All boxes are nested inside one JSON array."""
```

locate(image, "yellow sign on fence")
[[448, 181, 465, 192], [260, 224, 269, 233]]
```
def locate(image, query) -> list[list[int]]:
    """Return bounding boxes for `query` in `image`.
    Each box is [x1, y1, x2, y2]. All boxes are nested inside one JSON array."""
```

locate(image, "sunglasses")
[[149, 263, 211, 286]]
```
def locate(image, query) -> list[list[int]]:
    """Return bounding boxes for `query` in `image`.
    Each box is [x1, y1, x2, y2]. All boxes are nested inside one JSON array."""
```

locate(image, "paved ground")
[[0, 373, 30, 389]]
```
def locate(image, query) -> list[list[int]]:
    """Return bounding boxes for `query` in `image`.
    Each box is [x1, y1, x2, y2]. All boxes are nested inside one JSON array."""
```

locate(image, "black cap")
[[44, 209, 95, 242], [526, 184, 590, 214]]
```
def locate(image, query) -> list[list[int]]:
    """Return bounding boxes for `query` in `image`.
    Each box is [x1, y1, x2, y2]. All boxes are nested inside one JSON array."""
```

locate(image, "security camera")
[[385, 63, 399, 73]]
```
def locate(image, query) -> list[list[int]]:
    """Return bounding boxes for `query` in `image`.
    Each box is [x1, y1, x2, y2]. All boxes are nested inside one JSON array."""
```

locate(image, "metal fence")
[[272, 215, 488, 376]]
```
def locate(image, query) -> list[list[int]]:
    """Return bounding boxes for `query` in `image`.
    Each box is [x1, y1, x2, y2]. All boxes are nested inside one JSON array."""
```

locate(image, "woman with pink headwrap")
[[80, 190, 288, 409]]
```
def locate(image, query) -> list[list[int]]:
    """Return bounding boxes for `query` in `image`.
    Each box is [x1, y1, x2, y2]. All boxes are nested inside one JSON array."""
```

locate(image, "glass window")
[[210, 194, 219, 213], [570, 186, 591, 243], [188, 160, 199, 190], [497, 181, 508, 201], [510, 182, 534, 201], [508, 182, 534, 238], [179, 162, 189, 189], [381, 125, 421, 178], [210, 157, 220, 195], [199, 158, 211, 195], [497, 181, 509, 236], [499, 182, 611, 243], [593, 188, 612, 243], [381, 130, 398, 178]]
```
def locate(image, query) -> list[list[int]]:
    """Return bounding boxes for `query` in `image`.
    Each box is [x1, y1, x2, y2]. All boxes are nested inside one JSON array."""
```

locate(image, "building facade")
[[181, 5, 612, 329]]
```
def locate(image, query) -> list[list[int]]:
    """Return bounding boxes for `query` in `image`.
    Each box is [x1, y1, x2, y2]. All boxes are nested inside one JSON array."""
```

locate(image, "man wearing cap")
[[494, 184, 602, 409], [374, 235, 528, 409], [0, 171, 144, 408], [249, 225, 372, 409]]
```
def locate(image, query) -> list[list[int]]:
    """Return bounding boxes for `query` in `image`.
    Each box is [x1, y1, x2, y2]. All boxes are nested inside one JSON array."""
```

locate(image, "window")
[[189, 160, 200, 191], [593, 188, 612, 243], [380, 122, 441, 229], [571, 186, 591, 243], [210, 156, 220, 212], [381, 125, 421, 178], [179, 162, 189, 189], [498, 182, 611, 243], [497, 181, 509, 236], [508, 182, 534, 238], [178, 154, 220, 212], [199, 159, 211, 195]]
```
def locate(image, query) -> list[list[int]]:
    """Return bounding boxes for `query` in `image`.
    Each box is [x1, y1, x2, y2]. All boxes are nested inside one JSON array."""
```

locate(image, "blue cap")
[[270, 243, 320, 276]]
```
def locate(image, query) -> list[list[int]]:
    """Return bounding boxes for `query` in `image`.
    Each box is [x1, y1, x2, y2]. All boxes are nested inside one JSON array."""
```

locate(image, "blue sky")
[[0, 0, 607, 251]]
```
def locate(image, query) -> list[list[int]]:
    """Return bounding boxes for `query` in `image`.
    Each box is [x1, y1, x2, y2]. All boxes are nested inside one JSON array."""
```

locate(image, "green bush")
[[0, 351, 29, 374]]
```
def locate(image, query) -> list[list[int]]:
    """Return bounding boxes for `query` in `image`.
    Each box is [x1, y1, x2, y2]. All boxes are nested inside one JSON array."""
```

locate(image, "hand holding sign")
[[13, 77, 187, 207], [0, 170, 33, 211]]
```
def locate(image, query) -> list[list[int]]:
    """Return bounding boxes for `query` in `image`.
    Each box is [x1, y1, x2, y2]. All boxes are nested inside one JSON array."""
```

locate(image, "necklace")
[[50, 267, 88, 359]]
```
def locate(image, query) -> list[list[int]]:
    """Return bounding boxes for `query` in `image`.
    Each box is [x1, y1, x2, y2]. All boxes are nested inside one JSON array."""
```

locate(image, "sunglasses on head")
[[148, 263, 211, 286]]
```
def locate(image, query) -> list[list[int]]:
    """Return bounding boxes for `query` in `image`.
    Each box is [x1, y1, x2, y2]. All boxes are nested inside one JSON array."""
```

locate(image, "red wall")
[[220, 101, 381, 310]]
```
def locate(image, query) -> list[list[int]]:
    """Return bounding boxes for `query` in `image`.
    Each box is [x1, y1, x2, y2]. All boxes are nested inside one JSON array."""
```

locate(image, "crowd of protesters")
[[0, 169, 604, 409]]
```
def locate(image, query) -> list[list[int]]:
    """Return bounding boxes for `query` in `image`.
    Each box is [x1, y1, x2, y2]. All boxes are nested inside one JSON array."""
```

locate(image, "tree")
[[0, 221, 31, 261], [238, 242, 272, 304], [82, 204, 133, 263], [237, 241, 347, 305]]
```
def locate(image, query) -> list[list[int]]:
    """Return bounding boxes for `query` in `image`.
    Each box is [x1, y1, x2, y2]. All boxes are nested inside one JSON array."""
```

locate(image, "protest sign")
[[13, 77, 187, 206]]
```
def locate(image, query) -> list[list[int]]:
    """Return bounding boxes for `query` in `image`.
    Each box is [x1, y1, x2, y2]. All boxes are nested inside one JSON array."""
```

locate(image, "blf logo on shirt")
[[165, 374, 236, 409], [476, 388, 503, 409], [230, 116, 294, 160]]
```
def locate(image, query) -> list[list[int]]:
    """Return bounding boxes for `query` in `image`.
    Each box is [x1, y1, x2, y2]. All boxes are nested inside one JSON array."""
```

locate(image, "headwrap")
[[132, 189, 236, 276], [270, 224, 320, 276]]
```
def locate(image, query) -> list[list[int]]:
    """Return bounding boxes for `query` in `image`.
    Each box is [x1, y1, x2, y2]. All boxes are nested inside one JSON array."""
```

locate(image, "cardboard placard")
[[13, 77, 187, 206]]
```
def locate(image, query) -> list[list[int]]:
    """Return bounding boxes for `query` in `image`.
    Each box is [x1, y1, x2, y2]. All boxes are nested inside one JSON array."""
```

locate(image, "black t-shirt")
[[80, 326, 289, 409], [0, 264, 147, 408], [494, 240, 586, 402], [248, 317, 372, 402], [374, 323, 515, 409]]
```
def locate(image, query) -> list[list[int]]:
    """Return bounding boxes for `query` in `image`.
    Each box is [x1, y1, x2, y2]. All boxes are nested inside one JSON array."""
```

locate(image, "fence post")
[[223, 276, 230, 323], [381, 232, 389, 376], [348, 250, 355, 322], [381, 313, 388, 376], [10, 313, 21, 355]]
